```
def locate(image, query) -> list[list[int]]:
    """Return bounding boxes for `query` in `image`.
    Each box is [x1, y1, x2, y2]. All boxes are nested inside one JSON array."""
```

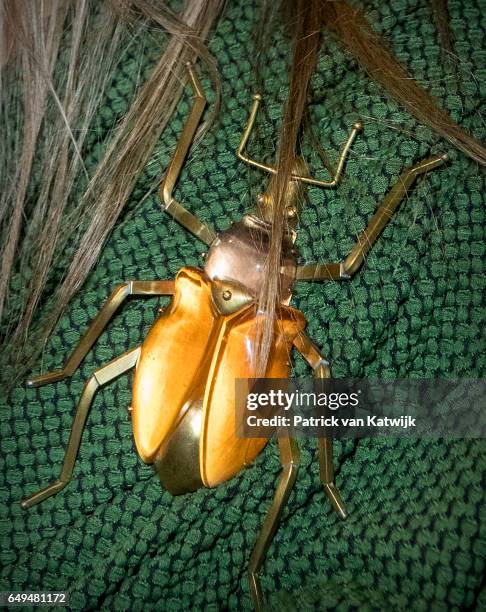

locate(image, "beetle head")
[[255, 156, 309, 228]]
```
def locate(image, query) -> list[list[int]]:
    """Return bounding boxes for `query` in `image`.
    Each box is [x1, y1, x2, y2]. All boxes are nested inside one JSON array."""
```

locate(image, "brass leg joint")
[[318, 438, 347, 519], [21, 347, 140, 509]]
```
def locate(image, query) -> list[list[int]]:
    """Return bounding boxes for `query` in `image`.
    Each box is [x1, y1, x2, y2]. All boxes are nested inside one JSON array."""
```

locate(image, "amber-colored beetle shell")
[[132, 267, 306, 490]]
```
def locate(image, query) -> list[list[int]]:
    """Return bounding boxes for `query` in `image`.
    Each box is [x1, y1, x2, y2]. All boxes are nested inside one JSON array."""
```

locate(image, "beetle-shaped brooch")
[[22, 64, 447, 609]]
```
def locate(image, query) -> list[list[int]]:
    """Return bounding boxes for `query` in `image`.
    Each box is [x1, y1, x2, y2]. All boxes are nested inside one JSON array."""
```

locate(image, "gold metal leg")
[[237, 92, 362, 187], [21, 347, 141, 509], [318, 438, 347, 520], [296, 153, 448, 280], [159, 63, 216, 245], [248, 435, 300, 611], [26, 280, 173, 387], [293, 332, 347, 519]]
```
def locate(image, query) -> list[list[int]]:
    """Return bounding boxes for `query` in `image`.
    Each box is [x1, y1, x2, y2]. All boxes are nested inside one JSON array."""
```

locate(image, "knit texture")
[[1, 0, 485, 610]]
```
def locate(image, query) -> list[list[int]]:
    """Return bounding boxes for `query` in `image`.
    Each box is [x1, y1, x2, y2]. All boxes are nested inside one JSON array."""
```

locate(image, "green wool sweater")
[[1, 0, 485, 610]]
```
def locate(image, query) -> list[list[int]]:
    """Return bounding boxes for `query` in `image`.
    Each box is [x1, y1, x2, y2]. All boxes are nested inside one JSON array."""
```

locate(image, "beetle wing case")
[[131, 267, 305, 494]]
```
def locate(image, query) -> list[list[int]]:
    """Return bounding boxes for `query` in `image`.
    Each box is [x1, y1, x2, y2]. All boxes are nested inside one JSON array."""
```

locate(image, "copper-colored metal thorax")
[[204, 156, 309, 302], [204, 215, 298, 302]]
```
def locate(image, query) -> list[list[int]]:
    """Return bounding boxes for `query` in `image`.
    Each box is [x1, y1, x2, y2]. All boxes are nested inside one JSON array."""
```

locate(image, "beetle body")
[[132, 215, 305, 494]]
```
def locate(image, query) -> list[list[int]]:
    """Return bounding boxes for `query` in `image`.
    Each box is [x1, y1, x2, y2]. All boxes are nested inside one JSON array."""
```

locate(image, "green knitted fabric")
[[1, 1, 485, 610]]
